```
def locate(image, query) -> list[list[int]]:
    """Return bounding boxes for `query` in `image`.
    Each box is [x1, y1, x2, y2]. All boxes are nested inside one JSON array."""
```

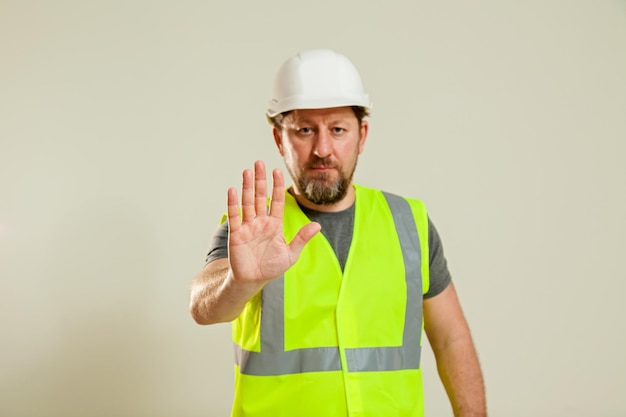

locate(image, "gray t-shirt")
[[205, 202, 451, 299]]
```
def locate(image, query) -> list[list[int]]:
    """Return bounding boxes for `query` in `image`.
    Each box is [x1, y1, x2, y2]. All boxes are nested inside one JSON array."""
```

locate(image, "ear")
[[357, 120, 369, 154], [273, 126, 284, 156]]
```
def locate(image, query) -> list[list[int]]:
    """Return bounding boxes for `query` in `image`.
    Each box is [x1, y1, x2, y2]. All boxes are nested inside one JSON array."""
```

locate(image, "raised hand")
[[227, 160, 321, 285]]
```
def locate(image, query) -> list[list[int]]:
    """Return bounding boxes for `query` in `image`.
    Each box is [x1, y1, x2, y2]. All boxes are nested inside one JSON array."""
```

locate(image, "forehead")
[[286, 107, 356, 124]]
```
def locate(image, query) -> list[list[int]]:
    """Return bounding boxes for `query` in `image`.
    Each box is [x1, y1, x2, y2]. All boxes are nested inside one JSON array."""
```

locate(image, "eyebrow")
[[290, 117, 350, 125]]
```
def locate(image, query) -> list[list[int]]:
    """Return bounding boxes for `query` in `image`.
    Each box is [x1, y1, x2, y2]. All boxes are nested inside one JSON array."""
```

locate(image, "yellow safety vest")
[[231, 185, 430, 417]]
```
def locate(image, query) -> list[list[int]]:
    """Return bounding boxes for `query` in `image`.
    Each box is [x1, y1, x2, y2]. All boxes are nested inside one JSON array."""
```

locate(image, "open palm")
[[227, 161, 320, 284]]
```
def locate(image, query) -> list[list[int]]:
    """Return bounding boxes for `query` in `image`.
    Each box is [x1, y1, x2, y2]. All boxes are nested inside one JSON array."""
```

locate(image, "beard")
[[292, 157, 357, 205]]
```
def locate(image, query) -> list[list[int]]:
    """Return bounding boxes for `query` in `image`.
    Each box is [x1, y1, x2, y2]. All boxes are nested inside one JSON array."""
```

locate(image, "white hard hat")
[[266, 49, 371, 118]]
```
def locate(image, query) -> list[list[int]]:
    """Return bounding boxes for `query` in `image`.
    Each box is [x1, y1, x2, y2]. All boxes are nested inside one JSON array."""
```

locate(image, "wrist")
[[224, 269, 267, 298]]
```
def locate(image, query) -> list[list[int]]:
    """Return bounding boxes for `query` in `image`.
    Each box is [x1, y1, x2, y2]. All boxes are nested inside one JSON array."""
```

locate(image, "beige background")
[[1, 1, 625, 416]]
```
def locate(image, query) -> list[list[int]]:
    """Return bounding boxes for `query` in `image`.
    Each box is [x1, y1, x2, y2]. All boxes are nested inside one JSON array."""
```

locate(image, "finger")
[[241, 169, 255, 222], [287, 222, 321, 263], [268, 168, 285, 219], [254, 160, 268, 217], [227, 187, 241, 233]]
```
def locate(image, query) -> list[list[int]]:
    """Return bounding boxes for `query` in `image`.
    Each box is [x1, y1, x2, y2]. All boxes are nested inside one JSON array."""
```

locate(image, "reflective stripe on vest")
[[234, 191, 423, 376]]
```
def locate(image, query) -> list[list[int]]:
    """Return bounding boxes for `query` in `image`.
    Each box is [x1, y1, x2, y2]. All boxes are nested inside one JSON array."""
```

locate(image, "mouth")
[[309, 166, 335, 172], [308, 161, 338, 171], [305, 166, 337, 183]]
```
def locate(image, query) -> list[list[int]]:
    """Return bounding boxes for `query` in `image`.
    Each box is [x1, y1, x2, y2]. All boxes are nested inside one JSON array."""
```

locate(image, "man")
[[190, 49, 486, 417]]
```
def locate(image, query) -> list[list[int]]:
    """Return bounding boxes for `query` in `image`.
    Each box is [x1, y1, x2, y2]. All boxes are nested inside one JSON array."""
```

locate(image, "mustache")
[[307, 157, 337, 168]]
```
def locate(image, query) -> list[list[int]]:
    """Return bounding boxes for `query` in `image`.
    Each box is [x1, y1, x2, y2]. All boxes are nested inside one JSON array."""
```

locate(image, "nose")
[[313, 130, 333, 158]]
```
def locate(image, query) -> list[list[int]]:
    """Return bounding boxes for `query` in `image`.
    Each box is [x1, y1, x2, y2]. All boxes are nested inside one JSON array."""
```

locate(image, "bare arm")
[[189, 161, 320, 325], [424, 283, 487, 417], [189, 258, 266, 324]]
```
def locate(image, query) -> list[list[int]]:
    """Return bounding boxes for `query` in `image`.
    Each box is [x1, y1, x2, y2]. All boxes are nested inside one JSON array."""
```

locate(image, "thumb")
[[288, 222, 321, 261]]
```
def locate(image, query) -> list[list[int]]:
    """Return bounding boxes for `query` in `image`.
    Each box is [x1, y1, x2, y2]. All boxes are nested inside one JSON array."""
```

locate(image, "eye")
[[297, 127, 314, 135], [332, 127, 346, 134]]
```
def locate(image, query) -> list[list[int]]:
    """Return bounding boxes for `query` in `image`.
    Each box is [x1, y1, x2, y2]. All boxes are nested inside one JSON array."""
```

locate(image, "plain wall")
[[1, 1, 625, 416]]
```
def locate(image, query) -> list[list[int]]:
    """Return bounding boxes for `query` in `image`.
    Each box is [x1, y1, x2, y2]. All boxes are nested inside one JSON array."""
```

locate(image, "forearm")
[[434, 335, 487, 417], [424, 284, 487, 417], [189, 259, 265, 325]]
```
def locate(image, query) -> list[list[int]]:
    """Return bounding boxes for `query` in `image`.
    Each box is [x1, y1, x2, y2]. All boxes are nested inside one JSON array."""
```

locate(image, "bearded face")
[[274, 107, 367, 208]]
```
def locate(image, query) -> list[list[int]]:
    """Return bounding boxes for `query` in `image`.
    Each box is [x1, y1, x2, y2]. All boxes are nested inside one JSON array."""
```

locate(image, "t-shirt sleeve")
[[424, 217, 452, 299], [204, 214, 452, 296], [205, 221, 229, 264]]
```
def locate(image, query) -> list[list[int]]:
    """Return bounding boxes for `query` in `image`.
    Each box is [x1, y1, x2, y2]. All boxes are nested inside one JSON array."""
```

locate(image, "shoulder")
[[355, 184, 428, 217]]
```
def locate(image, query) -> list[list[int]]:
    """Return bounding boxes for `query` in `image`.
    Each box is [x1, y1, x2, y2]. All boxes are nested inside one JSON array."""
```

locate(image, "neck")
[[289, 184, 356, 212]]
